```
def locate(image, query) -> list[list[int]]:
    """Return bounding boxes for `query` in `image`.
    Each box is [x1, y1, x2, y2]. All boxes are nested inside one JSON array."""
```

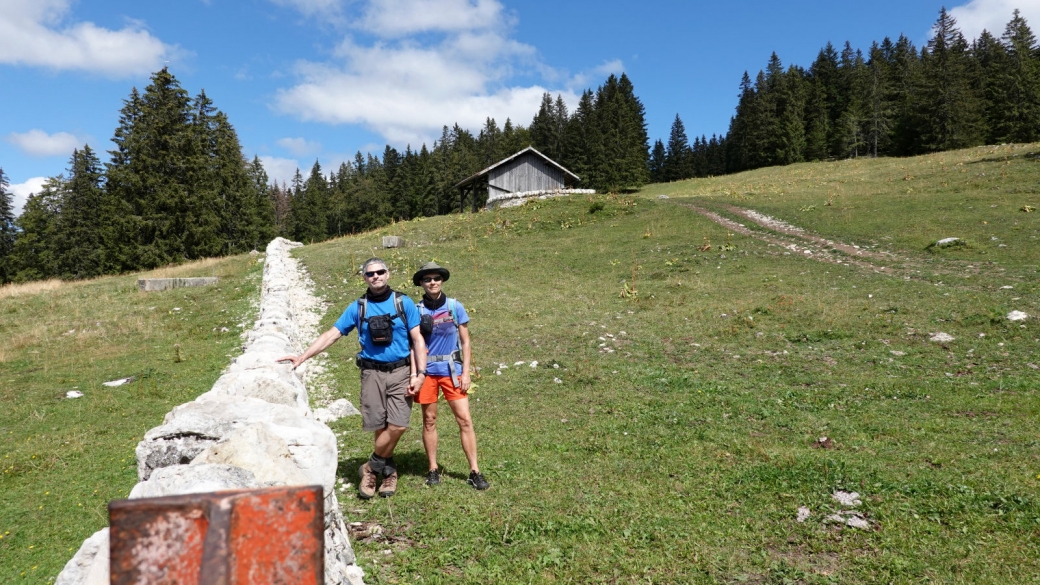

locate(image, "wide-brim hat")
[[412, 261, 450, 286]]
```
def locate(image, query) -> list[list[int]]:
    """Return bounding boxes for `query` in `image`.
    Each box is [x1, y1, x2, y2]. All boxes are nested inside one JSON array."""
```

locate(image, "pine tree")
[[649, 139, 666, 183], [766, 55, 807, 165], [919, 8, 985, 151], [563, 90, 603, 188], [246, 156, 277, 248], [529, 93, 556, 156], [185, 90, 225, 258], [993, 10, 1040, 142], [106, 68, 194, 268], [664, 114, 692, 181], [9, 178, 63, 282], [56, 146, 106, 279], [835, 46, 868, 158], [889, 35, 924, 155], [617, 74, 651, 188], [975, 29, 1007, 144], [726, 72, 756, 171], [865, 41, 895, 156], [0, 168, 16, 282]]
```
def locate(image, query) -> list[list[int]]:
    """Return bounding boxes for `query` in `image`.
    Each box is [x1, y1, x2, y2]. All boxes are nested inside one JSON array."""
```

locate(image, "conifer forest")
[[1, 8, 1039, 283]]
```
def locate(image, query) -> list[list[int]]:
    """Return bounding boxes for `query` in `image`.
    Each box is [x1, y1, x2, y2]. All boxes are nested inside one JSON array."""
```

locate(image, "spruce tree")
[[994, 10, 1040, 142], [664, 114, 692, 181], [920, 8, 984, 151], [975, 29, 1007, 144], [105, 68, 194, 268], [9, 178, 63, 282], [0, 168, 16, 282], [649, 139, 666, 183], [865, 42, 895, 156], [889, 35, 924, 155], [57, 146, 106, 279], [562, 90, 602, 188], [726, 72, 756, 171], [529, 93, 556, 156], [246, 156, 277, 247]]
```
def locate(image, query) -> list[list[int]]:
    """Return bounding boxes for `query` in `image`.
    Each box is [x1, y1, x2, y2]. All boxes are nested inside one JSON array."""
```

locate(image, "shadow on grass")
[[337, 449, 431, 480]]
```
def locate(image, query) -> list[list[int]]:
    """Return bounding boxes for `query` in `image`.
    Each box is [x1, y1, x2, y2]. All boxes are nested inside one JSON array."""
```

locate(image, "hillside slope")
[[2, 144, 1037, 583]]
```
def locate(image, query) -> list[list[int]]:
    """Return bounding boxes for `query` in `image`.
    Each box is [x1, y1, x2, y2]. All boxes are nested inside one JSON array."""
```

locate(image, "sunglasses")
[[364, 269, 388, 278], [421, 276, 443, 284]]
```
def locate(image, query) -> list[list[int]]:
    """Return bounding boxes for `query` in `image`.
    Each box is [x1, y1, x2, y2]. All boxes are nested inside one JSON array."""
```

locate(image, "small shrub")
[[588, 201, 605, 214]]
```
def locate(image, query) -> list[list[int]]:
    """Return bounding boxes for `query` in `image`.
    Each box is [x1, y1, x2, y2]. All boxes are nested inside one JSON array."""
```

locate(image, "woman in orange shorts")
[[412, 262, 489, 490]]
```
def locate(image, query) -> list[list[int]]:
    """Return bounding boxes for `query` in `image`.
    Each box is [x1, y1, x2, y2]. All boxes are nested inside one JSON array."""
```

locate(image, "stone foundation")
[[486, 188, 596, 209], [137, 277, 218, 292]]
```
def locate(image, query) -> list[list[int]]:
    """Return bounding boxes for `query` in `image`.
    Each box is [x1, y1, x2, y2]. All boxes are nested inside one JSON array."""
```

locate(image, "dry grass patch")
[[0, 279, 65, 300]]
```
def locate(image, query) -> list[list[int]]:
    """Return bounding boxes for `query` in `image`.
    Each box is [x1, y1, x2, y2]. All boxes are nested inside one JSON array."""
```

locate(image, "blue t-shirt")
[[334, 292, 421, 363], [419, 298, 469, 377]]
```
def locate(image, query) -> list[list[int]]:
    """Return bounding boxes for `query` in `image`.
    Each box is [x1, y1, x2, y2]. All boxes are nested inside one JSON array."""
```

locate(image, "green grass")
[[299, 146, 1039, 583], [3, 144, 1039, 583], [0, 257, 263, 582]]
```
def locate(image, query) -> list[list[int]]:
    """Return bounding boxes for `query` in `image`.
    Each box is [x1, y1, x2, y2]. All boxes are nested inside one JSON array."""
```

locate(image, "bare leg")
[[373, 424, 408, 458], [421, 403, 439, 471], [447, 397, 479, 473]]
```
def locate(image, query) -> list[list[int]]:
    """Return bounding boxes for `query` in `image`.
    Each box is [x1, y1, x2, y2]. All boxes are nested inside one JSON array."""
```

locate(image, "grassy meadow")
[[0, 257, 263, 582], [2, 143, 1039, 583]]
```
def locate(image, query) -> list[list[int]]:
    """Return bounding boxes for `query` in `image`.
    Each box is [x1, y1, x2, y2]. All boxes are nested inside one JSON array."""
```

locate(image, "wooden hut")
[[454, 146, 582, 211]]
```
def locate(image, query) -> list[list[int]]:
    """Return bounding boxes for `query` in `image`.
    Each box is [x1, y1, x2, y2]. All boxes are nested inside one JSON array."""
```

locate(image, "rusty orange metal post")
[[109, 485, 325, 585]]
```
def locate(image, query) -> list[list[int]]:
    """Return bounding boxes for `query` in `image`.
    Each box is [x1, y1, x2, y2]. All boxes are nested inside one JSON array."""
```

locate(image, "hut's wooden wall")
[[488, 153, 566, 194]]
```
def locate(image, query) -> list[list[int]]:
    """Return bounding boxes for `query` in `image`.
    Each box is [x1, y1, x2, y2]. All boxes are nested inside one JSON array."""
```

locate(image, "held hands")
[[408, 373, 425, 396]]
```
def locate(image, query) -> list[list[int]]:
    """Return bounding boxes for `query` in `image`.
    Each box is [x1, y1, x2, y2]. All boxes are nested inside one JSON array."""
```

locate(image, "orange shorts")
[[417, 375, 466, 404]]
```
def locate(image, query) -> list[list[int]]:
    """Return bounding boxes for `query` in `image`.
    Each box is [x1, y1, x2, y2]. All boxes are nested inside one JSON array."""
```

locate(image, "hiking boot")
[[358, 463, 377, 500], [468, 471, 490, 491], [425, 467, 441, 486], [379, 471, 398, 497]]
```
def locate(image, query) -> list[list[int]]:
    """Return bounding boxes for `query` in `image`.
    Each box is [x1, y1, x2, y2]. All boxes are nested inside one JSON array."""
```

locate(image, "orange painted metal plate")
[[109, 485, 324, 585]]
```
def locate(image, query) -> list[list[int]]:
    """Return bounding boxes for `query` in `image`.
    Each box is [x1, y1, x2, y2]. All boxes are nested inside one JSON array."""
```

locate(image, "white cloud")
[[8, 177, 48, 217], [0, 0, 176, 76], [272, 0, 588, 147], [359, 0, 509, 37], [6, 130, 83, 158], [259, 156, 302, 186], [268, 0, 344, 18], [277, 137, 323, 156], [948, 0, 1040, 41]]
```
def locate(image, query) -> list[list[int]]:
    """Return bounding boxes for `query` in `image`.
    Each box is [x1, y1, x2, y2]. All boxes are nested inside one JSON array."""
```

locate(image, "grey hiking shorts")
[[359, 365, 413, 431]]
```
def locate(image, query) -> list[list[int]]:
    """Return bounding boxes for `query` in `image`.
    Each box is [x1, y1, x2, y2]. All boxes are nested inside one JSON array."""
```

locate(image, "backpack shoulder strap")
[[447, 298, 461, 353], [357, 296, 367, 325], [393, 291, 406, 321]]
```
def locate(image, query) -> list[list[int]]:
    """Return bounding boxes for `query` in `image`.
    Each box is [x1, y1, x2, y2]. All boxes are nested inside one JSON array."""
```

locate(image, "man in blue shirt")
[[279, 258, 426, 499]]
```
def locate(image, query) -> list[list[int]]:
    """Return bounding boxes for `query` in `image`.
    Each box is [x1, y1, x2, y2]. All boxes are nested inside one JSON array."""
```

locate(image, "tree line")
[[0, 69, 275, 283], [652, 8, 1040, 182], [258, 72, 649, 246], [0, 70, 649, 283]]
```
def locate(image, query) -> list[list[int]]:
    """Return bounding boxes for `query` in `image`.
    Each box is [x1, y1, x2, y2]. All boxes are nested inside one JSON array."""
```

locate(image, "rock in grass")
[[1007, 310, 1028, 321], [925, 237, 966, 251], [929, 332, 955, 343], [832, 491, 862, 507], [314, 398, 360, 423]]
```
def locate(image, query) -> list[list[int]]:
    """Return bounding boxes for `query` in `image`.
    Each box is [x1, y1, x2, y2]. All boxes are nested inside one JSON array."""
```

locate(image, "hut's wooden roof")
[[453, 146, 580, 189]]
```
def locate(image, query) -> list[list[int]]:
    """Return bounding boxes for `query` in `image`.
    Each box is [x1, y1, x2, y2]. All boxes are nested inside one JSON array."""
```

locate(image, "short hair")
[[361, 257, 387, 273]]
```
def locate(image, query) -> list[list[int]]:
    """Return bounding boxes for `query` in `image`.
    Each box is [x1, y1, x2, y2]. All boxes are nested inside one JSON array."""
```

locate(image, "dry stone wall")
[[56, 237, 364, 585], [487, 187, 596, 209]]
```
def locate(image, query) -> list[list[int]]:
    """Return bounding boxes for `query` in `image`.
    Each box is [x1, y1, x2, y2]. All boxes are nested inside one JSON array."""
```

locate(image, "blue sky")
[[2, 0, 1036, 214]]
